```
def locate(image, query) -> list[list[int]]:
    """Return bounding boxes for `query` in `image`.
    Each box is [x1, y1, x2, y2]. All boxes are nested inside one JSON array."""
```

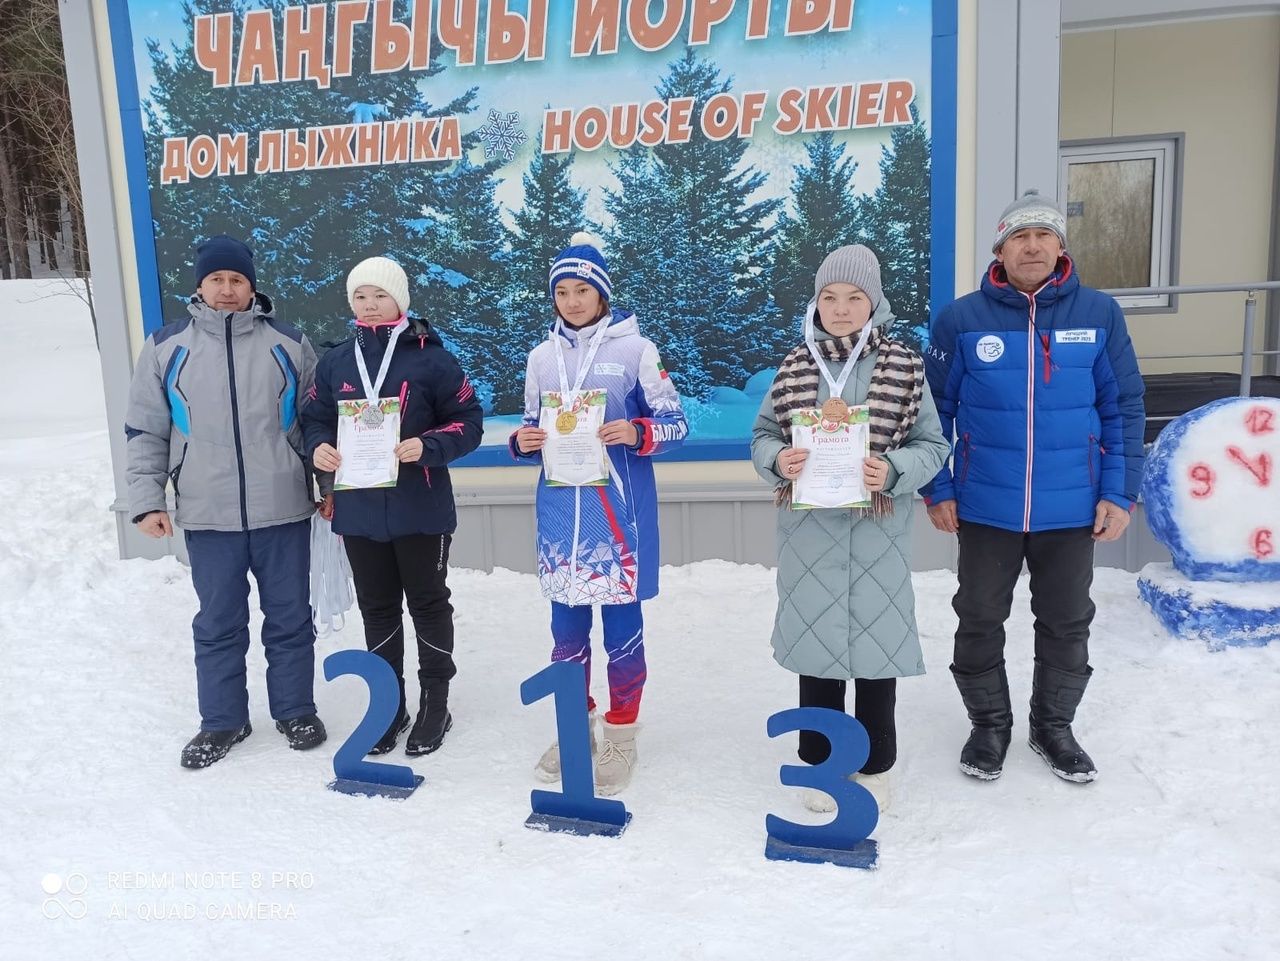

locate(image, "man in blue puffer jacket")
[[921, 190, 1145, 784]]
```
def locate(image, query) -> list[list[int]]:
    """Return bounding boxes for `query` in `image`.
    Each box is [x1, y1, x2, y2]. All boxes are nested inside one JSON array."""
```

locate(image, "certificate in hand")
[[539, 389, 609, 487], [790, 404, 872, 510], [334, 398, 401, 491]]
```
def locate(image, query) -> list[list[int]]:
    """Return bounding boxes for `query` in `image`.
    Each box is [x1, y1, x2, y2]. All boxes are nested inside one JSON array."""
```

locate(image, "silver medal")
[[360, 404, 384, 427]]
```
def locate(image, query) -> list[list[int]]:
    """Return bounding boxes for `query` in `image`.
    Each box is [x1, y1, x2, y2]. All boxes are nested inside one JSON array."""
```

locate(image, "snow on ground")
[[2, 280, 1279, 961]]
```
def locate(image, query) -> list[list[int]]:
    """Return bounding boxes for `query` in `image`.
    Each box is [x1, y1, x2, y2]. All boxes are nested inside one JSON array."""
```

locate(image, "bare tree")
[[0, 0, 95, 335]]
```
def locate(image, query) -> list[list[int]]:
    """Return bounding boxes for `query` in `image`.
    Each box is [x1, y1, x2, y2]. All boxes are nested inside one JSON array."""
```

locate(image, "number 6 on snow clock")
[[520, 661, 631, 838], [323, 650, 424, 799], [765, 707, 879, 870]]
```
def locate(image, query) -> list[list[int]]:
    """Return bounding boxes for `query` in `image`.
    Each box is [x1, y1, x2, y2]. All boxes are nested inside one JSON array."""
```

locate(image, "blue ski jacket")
[[921, 256, 1146, 532]]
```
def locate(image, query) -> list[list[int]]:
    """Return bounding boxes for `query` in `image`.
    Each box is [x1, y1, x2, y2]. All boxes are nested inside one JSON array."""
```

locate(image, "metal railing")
[[1101, 281, 1280, 397]]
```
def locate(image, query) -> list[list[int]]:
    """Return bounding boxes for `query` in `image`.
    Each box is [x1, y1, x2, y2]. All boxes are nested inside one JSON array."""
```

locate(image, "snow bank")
[[4, 279, 1279, 961]]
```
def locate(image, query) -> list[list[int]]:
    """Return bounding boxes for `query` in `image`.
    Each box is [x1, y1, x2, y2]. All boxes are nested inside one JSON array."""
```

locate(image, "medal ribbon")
[[552, 314, 612, 399], [354, 319, 409, 406], [803, 302, 875, 408]]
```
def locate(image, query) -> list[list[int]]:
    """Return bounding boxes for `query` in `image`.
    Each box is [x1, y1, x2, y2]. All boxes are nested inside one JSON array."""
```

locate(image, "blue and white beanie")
[[548, 232, 612, 302]]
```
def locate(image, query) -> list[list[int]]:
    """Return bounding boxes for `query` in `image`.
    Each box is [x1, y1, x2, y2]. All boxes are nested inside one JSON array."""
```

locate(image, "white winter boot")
[[800, 772, 891, 814], [802, 789, 837, 813], [854, 771, 891, 813], [534, 710, 597, 783], [594, 720, 639, 796]]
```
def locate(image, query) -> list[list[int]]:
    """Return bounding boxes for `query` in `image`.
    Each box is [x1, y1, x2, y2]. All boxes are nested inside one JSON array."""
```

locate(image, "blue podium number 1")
[[323, 650, 423, 799], [520, 661, 629, 835], [765, 707, 879, 868]]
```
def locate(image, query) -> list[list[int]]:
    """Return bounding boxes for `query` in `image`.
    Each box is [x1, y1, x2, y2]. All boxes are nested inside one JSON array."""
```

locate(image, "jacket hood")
[[390, 315, 444, 349], [187, 290, 275, 336], [982, 254, 1079, 308], [553, 308, 638, 345], [804, 294, 895, 343]]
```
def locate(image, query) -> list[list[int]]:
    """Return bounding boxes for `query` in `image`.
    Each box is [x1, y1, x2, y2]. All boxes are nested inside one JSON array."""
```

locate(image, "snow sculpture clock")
[[1139, 397, 1280, 649]]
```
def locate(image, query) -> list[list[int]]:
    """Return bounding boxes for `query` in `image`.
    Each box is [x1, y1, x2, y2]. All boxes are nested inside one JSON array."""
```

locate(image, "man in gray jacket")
[[125, 235, 326, 768]]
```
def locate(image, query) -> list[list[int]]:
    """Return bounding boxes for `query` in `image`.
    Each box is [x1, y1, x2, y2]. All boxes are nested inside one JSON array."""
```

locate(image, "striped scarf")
[[769, 324, 925, 513]]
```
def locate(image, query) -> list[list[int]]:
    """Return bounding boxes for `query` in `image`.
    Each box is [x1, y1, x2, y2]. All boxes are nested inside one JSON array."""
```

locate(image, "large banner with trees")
[[112, 0, 955, 461]]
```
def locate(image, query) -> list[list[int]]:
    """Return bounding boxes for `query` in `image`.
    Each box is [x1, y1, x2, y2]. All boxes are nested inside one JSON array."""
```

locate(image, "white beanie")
[[346, 256, 410, 315]]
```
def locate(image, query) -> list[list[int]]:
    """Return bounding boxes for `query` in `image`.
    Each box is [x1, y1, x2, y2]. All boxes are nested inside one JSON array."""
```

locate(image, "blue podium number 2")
[[766, 707, 879, 849], [521, 661, 627, 827], [324, 650, 419, 791]]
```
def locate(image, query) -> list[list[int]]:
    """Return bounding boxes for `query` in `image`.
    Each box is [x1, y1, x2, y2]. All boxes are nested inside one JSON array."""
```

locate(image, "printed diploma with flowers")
[[335, 397, 401, 490], [539, 389, 609, 487], [790, 404, 872, 510]]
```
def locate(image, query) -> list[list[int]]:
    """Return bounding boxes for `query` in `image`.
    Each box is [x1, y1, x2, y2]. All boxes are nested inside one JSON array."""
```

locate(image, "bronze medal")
[[555, 410, 578, 434], [821, 397, 850, 422]]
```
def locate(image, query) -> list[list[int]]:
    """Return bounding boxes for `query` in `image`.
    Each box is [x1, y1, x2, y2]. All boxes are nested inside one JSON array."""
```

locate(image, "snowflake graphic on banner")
[[477, 108, 527, 162]]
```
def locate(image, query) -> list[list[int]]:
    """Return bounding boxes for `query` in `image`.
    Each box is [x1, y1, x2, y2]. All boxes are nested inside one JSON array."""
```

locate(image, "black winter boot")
[[405, 680, 452, 757], [275, 713, 327, 751], [952, 664, 1013, 780], [181, 722, 252, 769], [368, 709, 410, 756], [1028, 662, 1097, 783]]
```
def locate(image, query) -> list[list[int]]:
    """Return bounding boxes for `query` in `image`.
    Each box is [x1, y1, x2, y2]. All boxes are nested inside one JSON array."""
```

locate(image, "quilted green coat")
[[751, 325, 949, 680]]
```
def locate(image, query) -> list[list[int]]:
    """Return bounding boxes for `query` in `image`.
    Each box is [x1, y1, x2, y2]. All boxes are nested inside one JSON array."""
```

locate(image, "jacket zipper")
[[1087, 434, 1097, 485], [170, 441, 188, 494], [225, 317, 249, 530], [402, 379, 432, 486], [959, 432, 974, 483], [1021, 286, 1048, 532]]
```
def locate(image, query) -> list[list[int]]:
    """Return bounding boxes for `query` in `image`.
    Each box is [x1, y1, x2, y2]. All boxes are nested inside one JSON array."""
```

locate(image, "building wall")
[[1060, 15, 1280, 375]]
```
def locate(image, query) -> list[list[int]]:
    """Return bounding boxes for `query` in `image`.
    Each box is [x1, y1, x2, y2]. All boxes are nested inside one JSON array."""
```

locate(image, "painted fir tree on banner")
[[126, 0, 943, 436]]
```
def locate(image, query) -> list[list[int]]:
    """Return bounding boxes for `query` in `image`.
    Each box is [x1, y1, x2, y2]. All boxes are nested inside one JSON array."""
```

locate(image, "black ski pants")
[[952, 522, 1096, 677], [797, 675, 897, 775], [344, 533, 457, 717]]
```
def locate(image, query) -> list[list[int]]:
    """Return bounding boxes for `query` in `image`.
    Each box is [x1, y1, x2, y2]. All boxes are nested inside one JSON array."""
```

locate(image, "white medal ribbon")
[[354, 318, 409, 405], [552, 314, 612, 397], [803, 302, 875, 404], [550, 314, 612, 608]]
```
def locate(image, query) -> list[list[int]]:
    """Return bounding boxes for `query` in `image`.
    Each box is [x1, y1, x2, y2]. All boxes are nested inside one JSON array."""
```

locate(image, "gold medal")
[[555, 411, 578, 434], [821, 397, 850, 422]]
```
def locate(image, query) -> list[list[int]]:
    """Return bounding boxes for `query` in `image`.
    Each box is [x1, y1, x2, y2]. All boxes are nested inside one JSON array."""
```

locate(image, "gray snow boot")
[[534, 710, 598, 782], [594, 720, 639, 797]]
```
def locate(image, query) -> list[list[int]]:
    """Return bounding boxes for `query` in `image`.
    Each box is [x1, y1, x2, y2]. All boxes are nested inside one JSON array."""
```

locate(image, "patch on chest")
[[975, 335, 1004, 363], [1055, 329, 1097, 344], [593, 362, 626, 377]]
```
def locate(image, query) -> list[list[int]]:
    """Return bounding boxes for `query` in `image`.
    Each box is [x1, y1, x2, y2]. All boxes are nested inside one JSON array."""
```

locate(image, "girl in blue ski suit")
[[510, 233, 687, 795]]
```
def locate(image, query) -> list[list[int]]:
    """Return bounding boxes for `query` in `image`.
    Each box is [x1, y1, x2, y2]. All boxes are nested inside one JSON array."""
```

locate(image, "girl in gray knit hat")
[[750, 245, 949, 818]]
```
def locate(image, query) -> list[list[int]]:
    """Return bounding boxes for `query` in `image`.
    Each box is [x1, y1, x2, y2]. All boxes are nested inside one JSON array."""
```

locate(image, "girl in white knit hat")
[[302, 256, 484, 757]]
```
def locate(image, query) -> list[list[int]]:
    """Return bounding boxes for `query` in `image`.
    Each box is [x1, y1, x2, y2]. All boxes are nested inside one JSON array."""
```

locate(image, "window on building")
[[1057, 137, 1179, 309]]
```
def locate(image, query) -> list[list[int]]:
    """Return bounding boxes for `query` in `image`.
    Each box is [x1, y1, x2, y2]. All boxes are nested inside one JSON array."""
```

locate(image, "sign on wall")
[[108, 0, 956, 461]]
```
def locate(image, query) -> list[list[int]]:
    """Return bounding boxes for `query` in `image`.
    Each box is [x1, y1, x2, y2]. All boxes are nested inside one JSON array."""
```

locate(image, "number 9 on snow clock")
[[1139, 397, 1280, 650]]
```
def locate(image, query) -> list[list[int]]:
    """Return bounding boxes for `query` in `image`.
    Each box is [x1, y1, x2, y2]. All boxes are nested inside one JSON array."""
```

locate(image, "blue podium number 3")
[[766, 707, 879, 849]]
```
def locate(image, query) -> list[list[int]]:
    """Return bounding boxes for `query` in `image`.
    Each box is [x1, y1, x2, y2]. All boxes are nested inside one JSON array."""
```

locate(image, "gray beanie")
[[993, 189, 1067, 253], [814, 244, 883, 308]]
